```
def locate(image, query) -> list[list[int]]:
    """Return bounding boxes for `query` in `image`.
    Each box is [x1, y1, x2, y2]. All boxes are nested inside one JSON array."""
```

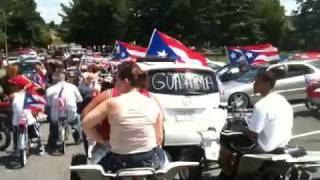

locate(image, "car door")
[[280, 64, 314, 100]]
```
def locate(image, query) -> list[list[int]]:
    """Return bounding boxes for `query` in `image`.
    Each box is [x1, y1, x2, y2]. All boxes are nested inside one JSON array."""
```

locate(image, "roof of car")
[[136, 57, 214, 72]]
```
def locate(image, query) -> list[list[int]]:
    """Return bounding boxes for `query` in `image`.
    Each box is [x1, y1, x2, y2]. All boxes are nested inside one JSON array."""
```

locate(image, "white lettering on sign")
[[151, 72, 216, 92]]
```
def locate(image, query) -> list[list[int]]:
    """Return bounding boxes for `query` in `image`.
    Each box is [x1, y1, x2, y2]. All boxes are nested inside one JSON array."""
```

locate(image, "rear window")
[[148, 69, 219, 95]]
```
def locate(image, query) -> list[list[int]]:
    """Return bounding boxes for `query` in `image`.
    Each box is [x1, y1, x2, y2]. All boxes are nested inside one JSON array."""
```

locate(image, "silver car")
[[222, 60, 320, 107]]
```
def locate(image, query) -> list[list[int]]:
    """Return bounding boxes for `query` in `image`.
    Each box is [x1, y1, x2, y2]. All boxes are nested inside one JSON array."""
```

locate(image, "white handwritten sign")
[[151, 72, 216, 92]]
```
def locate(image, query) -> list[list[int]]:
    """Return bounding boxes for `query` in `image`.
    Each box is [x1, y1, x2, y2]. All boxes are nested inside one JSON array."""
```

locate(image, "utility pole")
[[3, 11, 8, 58]]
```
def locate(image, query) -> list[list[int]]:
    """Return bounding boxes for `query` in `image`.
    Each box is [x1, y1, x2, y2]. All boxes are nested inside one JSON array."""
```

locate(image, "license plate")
[[176, 110, 194, 121]]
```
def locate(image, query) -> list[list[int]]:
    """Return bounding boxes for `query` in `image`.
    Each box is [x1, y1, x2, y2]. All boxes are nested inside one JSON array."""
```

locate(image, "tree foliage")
[[295, 0, 320, 50], [0, 0, 52, 49]]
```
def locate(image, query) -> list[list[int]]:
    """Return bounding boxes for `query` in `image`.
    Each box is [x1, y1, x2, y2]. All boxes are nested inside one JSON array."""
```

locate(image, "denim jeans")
[[98, 147, 166, 173], [48, 114, 82, 148]]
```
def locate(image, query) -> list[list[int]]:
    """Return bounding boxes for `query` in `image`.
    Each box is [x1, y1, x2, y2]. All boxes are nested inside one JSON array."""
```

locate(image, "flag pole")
[[145, 28, 157, 58], [224, 46, 230, 65]]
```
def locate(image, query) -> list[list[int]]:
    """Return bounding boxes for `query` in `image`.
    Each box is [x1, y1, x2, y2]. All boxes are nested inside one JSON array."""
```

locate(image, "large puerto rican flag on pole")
[[146, 29, 208, 66], [226, 44, 280, 66], [112, 40, 147, 60]]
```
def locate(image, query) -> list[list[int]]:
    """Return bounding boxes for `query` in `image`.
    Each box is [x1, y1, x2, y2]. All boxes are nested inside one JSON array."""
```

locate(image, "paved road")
[[1, 102, 320, 180]]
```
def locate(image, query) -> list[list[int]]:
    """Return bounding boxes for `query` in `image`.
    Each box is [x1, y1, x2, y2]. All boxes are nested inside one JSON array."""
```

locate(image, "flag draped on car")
[[112, 40, 147, 60], [146, 29, 208, 66], [226, 44, 280, 65]]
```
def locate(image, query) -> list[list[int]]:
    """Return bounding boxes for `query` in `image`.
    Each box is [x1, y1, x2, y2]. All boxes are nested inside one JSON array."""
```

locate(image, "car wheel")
[[229, 93, 250, 108]]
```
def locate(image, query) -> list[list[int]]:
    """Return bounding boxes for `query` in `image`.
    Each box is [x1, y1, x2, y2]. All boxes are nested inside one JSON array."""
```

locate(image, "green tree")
[[0, 0, 52, 48], [253, 0, 285, 46], [60, 0, 131, 46], [295, 0, 320, 50]]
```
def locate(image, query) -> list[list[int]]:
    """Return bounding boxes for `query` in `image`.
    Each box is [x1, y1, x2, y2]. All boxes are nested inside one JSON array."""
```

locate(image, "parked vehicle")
[[218, 105, 320, 179], [137, 57, 227, 180], [305, 74, 320, 111], [223, 60, 320, 108], [0, 95, 11, 151]]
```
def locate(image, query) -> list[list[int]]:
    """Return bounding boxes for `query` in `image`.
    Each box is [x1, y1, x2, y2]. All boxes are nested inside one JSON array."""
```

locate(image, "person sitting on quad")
[[9, 75, 45, 155], [222, 70, 293, 153], [82, 62, 165, 172]]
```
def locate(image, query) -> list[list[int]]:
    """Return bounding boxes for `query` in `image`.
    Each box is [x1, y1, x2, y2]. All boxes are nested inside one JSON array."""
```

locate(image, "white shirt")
[[248, 92, 293, 152], [108, 91, 160, 155], [12, 91, 36, 126], [46, 81, 83, 122]]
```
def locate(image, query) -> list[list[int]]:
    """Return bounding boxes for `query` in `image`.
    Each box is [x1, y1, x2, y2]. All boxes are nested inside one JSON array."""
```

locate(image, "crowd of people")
[[0, 51, 295, 175]]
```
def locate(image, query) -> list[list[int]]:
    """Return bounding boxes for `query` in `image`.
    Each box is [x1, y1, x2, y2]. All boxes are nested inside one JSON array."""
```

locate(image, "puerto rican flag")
[[226, 44, 280, 65], [146, 29, 208, 66], [23, 91, 47, 112], [112, 41, 147, 60]]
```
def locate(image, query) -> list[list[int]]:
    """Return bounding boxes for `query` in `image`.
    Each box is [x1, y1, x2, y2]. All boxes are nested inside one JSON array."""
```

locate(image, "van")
[[137, 58, 226, 179]]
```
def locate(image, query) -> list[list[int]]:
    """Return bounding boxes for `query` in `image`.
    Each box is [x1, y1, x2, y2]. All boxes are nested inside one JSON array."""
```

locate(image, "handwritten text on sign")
[[151, 72, 216, 92]]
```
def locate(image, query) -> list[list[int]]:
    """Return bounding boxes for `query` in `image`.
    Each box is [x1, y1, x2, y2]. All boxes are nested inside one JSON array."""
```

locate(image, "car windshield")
[[235, 67, 267, 83], [308, 61, 320, 69], [148, 69, 219, 95], [216, 65, 230, 76]]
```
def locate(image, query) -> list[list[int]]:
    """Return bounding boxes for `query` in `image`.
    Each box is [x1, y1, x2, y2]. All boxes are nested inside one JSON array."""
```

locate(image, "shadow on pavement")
[[0, 153, 24, 169], [294, 110, 320, 120]]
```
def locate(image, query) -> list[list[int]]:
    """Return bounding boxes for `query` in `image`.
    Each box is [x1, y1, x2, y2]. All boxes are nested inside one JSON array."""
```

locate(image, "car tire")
[[228, 93, 250, 108], [0, 124, 11, 151]]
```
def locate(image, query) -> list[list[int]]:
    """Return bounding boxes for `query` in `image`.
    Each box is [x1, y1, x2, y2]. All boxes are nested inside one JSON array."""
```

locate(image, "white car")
[[137, 58, 226, 179]]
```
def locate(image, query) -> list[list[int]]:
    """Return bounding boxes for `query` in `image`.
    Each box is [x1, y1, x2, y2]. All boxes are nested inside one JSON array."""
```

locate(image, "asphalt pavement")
[[0, 102, 320, 180]]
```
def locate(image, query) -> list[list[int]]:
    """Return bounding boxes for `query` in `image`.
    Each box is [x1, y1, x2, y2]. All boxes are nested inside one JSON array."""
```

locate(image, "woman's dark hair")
[[256, 70, 276, 88], [117, 61, 148, 89]]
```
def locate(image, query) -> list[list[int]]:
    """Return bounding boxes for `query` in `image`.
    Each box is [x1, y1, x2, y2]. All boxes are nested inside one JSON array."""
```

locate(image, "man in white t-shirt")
[[246, 70, 293, 152], [46, 71, 83, 149], [220, 71, 293, 154]]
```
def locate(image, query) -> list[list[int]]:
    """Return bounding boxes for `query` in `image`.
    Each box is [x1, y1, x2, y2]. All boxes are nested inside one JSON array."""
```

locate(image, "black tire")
[[178, 147, 203, 180], [0, 125, 11, 151], [305, 100, 320, 111], [70, 154, 87, 180], [228, 93, 250, 108], [259, 162, 290, 180]]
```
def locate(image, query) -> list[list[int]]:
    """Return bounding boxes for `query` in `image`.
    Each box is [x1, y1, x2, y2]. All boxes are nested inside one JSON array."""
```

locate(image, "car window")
[[148, 69, 219, 95], [307, 61, 320, 69], [286, 64, 313, 78], [268, 65, 286, 80]]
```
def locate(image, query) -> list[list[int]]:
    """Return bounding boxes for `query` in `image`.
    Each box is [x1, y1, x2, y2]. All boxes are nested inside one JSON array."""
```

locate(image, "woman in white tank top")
[[82, 62, 165, 172]]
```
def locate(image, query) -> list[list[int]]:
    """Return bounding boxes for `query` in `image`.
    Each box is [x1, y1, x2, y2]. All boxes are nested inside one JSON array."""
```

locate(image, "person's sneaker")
[[37, 146, 45, 156]]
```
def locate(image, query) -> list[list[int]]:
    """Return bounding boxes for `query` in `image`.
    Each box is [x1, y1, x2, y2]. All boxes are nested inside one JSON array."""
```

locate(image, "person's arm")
[[81, 90, 109, 118], [246, 104, 267, 139], [154, 110, 164, 146], [152, 96, 164, 146], [74, 86, 83, 103], [82, 100, 110, 144]]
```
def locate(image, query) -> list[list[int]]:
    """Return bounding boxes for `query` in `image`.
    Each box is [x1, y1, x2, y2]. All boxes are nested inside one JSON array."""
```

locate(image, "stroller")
[[305, 74, 320, 111]]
